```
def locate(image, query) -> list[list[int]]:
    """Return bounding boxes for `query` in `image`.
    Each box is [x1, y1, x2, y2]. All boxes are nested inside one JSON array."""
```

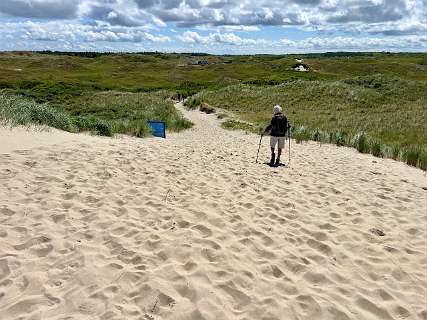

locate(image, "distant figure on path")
[[264, 105, 289, 166]]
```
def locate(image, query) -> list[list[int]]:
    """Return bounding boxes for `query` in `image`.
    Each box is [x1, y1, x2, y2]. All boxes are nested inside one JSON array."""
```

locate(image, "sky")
[[0, 0, 426, 54]]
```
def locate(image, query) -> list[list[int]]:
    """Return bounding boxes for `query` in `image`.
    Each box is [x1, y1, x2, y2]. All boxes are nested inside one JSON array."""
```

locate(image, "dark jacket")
[[265, 113, 288, 137]]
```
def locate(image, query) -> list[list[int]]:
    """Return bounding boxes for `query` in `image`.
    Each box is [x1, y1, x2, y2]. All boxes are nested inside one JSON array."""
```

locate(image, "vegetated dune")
[[0, 103, 426, 320]]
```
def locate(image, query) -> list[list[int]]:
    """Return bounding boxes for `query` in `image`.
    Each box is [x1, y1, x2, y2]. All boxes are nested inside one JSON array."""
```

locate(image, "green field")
[[0, 51, 426, 169]]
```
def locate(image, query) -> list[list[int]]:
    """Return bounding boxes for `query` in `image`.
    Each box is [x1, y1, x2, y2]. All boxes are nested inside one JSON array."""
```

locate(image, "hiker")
[[264, 105, 289, 166]]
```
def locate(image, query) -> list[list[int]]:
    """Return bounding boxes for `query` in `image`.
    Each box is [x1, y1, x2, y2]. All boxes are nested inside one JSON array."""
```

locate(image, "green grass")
[[61, 91, 192, 136], [0, 90, 192, 137], [187, 75, 427, 170], [221, 119, 260, 133], [0, 91, 114, 136], [1, 52, 426, 107], [1, 51, 426, 169], [0, 91, 75, 130]]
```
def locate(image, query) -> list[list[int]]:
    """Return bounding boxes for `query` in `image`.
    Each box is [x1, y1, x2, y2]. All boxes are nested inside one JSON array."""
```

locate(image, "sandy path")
[[1, 103, 427, 320]]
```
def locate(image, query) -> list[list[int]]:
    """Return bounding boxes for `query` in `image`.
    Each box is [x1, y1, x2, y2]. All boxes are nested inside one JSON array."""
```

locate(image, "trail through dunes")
[[0, 103, 427, 320]]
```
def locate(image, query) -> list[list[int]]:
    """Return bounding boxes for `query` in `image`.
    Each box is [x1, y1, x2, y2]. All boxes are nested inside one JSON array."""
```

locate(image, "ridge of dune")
[[0, 126, 100, 154], [0, 103, 427, 320]]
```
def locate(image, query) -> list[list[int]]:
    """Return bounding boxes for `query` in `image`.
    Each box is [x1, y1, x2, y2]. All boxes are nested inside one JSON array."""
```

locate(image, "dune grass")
[[1, 52, 426, 107], [186, 74, 427, 170], [1, 52, 426, 168], [0, 90, 192, 137], [0, 91, 114, 136], [292, 126, 427, 170], [221, 119, 260, 133], [61, 91, 192, 137]]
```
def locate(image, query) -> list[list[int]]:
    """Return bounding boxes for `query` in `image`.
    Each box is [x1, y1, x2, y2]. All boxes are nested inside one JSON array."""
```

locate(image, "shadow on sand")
[[263, 162, 287, 168]]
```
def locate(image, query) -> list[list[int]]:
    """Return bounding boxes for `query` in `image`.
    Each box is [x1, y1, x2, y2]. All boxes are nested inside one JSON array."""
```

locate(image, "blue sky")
[[0, 0, 426, 53]]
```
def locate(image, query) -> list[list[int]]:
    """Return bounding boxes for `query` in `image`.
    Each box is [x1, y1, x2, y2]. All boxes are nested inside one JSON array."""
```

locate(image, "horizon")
[[1, 50, 427, 56], [0, 1, 426, 54]]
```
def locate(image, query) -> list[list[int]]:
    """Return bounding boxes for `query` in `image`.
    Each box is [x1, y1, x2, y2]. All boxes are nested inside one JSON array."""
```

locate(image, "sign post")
[[147, 121, 166, 138]]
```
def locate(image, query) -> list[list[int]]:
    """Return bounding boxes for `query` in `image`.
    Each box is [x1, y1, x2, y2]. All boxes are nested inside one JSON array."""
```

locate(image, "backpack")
[[272, 114, 288, 136]]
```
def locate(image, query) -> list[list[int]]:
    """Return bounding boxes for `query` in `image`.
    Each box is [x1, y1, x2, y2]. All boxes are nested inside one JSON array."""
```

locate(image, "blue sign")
[[147, 120, 166, 138]]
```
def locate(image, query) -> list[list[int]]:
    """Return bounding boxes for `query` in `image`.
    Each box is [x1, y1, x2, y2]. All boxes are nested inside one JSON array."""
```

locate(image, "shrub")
[[402, 147, 421, 167], [73, 116, 113, 136], [200, 103, 215, 114], [370, 139, 384, 157], [330, 131, 347, 146], [170, 117, 193, 132], [93, 120, 113, 136], [352, 132, 370, 153], [185, 96, 203, 110], [311, 129, 322, 142], [293, 126, 311, 143], [419, 152, 427, 171], [390, 144, 401, 160], [131, 120, 150, 137]]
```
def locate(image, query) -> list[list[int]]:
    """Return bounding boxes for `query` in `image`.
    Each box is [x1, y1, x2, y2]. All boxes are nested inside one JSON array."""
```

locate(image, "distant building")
[[189, 60, 209, 66], [292, 63, 310, 72]]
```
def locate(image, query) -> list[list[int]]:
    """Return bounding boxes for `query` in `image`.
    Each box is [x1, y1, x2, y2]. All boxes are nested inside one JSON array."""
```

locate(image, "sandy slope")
[[0, 103, 427, 320]]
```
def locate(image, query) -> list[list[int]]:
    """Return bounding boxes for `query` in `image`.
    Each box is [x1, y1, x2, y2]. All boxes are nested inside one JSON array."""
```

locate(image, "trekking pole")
[[256, 134, 263, 163], [288, 124, 292, 164]]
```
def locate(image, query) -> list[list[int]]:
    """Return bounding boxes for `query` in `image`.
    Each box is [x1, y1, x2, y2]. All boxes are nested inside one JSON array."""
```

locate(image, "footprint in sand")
[[356, 296, 394, 320], [219, 283, 251, 309], [0, 259, 11, 280], [307, 238, 332, 255], [13, 236, 53, 257], [419, 309, 427, 320], [0, 207, 16, 217], [294, 295, 322, 318], [192, 225, 212, 238]]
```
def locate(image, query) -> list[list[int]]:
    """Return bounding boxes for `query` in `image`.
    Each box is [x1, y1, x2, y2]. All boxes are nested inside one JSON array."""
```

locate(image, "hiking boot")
[[275, 158, 281, 166], [270, 153, 275, 166]]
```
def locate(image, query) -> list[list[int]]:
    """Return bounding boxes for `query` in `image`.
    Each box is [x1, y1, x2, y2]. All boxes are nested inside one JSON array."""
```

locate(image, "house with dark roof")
[[189, 60, 209, 66], [292, 63, 310, 72]]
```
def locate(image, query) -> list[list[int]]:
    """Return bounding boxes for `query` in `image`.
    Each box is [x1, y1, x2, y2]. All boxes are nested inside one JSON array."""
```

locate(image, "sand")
[[1, 103, 427, 320]]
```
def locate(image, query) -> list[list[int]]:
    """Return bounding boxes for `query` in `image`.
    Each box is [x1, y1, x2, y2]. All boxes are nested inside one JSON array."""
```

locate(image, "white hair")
[[273, 105, 282, 114]]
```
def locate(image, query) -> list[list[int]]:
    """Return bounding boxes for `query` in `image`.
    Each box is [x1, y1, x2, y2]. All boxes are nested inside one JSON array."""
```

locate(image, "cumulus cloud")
[[0, 0, 424, 33], [176, 30, 427, 51], [178, 30, 263, 45], [0, 0, 426, 52], [278, 36, 421, 50], [0, 0, 80, 19], [327, 0, 413, 23], [17, 21, 170, 43], [359, 21, 427, 36]]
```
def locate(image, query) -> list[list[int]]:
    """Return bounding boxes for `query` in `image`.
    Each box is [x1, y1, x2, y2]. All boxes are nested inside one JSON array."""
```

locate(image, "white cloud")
[[0, 0, 424, 35], [279, 35, 427, 50], [177, 30, 427, 51], [197, 25, 260, 32], [178, 30, 263, 46], [0, 0, 426, 52], [178, 30, 205, 44], [0, 0, 79, 19], [16, 21, 170, 43]]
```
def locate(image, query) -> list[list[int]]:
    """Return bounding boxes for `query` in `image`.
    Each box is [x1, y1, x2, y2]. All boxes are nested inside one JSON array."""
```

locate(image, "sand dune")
[[1, 103, 427, 320]]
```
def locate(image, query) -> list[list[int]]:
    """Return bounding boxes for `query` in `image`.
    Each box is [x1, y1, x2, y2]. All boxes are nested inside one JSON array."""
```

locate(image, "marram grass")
[[186, 75, 427, 171], [219, 117, 427, 171], [0, 91, 192, 137]]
